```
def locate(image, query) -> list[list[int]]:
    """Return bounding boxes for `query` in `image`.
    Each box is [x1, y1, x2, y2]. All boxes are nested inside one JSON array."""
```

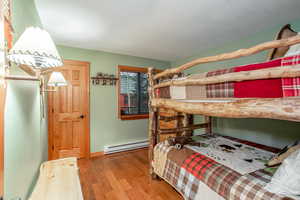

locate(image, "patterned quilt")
[[153, 135, 294, 200]]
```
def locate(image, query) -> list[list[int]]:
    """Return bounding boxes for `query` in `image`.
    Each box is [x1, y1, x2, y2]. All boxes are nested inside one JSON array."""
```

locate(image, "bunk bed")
[[148, 25, 300, 200]]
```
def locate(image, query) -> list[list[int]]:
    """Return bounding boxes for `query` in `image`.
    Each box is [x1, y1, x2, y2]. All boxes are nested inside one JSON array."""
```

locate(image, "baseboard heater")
[[104, 140, 149, 154]]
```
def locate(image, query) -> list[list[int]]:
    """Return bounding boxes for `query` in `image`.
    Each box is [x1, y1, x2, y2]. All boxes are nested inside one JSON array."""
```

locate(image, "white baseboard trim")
[[104, 140, 149, 155]]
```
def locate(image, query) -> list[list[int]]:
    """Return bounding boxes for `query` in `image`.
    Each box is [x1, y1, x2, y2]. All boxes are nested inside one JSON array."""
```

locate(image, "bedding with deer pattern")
[[153, 134, 295, 200]]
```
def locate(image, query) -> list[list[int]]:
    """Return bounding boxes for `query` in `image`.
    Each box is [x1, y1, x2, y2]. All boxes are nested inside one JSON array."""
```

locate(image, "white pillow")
[[170, 86, 186, 99], [265, 149, 300, 199], [170, 77, 187, 100], [286, 33, 300, 56]]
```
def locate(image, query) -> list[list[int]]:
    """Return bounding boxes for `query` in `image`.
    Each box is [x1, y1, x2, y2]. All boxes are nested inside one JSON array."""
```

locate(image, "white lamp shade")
[[7, 27, 63, 68], [48, 72, 67, 87]]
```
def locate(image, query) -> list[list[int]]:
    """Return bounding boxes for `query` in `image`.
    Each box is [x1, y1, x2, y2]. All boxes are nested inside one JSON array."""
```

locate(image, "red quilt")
[[234, 59, 283, 98]]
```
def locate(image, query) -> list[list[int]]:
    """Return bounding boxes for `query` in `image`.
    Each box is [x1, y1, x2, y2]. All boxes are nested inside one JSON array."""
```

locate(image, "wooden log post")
[[157, 108, 161, 145], [182, 113, 188, 136], [183, 114, 193, 136], [176, 112, 183, 137], [205, 116, 212, 134], [148, 67, 159, 179]]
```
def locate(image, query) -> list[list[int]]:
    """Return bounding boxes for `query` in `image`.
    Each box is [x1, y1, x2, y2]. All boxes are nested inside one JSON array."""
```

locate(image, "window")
[[118, 66, 149, 120]]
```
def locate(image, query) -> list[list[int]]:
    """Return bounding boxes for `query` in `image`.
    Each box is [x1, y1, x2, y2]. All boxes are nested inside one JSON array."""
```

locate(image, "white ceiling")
[[35, 0, 300, 61]]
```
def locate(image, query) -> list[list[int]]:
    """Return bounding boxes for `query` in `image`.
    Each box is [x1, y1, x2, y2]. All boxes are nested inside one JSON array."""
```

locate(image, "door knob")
[[79, 115, 85, 119]]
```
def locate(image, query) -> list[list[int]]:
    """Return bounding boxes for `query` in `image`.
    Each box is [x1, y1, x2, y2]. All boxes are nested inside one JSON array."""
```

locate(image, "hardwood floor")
[[78, 148, 183, 200]]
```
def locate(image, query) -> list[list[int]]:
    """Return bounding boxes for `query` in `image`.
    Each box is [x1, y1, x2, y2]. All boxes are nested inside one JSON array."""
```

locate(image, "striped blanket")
[[156, 54, 300, 99], [153, 135, 294, 200]]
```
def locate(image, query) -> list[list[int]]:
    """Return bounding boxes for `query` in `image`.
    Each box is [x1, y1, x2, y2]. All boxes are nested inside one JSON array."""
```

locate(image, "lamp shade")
[[48, 72, 67, 87], [7, 27, 63, 68]]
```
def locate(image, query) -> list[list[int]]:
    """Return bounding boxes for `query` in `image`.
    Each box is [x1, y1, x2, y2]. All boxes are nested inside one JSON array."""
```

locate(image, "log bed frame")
[[147, 34, 300, 178]]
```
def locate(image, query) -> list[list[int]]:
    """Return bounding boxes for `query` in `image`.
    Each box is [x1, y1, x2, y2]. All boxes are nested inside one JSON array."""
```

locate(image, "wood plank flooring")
[[78, 149, 183, 200]]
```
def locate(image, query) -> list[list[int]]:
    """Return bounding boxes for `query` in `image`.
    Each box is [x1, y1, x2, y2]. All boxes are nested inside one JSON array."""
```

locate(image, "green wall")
[[172, 20, 300, 148], [4, 80, 44, 200], [4, 0, 47, 199], [12, 0, 42, 38], [57, 45, 170, 152]]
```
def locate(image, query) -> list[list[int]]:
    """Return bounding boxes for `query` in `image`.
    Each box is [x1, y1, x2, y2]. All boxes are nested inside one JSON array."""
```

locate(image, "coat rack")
[[91, 72, 118, 86]]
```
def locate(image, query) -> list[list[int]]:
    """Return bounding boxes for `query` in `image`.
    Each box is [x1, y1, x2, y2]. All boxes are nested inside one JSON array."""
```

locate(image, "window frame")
[[117, 65, 149, 120]]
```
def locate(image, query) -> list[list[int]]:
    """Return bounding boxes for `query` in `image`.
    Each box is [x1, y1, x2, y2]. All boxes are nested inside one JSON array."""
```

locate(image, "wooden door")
[[48, 60, 90, 160]]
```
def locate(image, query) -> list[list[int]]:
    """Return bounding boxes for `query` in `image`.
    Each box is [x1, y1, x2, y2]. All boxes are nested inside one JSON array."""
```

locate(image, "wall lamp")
[[7, 27, 62, 68], [5, 26, 67, 91], [42, 71, 68, 92]]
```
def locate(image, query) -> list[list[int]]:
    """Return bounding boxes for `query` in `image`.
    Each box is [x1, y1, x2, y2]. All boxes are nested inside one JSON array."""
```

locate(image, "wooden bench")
[[29, 157, 83, 200]]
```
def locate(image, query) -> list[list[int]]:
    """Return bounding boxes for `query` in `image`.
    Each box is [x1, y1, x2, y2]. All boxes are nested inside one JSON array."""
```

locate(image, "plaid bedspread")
[[206, 68, 235, 98], [281, 54, 300, 97], [154, 135, 294, 200]]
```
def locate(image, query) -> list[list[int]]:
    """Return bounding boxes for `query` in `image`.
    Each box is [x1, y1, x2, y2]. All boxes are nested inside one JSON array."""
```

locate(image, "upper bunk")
[[148, 25, 300, 122]]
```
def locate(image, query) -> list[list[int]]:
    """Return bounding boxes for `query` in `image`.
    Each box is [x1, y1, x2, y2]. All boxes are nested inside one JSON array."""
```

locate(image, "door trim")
[[48, 59, 90, 160]]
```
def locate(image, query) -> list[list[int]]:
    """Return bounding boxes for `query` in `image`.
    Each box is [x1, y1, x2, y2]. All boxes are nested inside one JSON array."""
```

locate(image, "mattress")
[[156, 54, 300, 99], [153, 134, 295, 200]]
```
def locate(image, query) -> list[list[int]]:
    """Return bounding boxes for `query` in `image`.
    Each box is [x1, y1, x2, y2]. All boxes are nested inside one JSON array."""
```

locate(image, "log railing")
[[151, 98, 300, 122], [154, 35, 300, 80]]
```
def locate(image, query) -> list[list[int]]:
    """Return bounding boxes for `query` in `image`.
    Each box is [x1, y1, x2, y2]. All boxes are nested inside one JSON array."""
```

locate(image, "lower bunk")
[[153, 134, 298, 200]]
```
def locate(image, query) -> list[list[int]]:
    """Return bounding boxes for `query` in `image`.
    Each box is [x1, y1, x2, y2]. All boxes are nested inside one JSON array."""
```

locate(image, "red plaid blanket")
[[182, 153, 218, 180], [180, 152, 240, 199], [281, 55, 300, 97]]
